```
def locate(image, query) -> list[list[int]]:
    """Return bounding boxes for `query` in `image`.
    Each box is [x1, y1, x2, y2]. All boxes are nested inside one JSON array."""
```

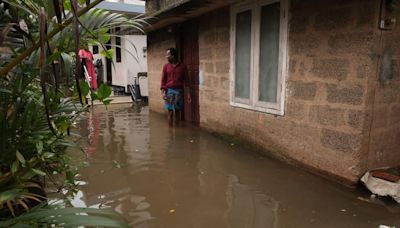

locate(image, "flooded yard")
[[73, 104, 400, 228]]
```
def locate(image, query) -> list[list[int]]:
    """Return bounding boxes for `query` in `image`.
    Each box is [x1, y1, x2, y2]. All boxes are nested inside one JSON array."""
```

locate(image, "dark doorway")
[[180, 20, 200, 125]]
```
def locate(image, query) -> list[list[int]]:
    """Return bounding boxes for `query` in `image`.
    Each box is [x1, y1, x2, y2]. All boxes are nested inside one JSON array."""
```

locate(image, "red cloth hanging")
[[79, 49, 98, 90]]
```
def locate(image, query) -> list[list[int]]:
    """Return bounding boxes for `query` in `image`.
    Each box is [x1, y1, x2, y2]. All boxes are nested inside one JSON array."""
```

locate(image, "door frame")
[[176, 20, 200, 125]]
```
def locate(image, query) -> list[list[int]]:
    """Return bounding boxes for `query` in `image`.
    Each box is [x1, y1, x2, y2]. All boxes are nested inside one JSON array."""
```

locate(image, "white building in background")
[[92, 0, 148, 96]]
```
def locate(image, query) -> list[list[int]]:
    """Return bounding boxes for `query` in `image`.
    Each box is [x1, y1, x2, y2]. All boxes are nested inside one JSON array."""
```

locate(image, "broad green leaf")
[[11, 160, 19, 174], [98, 27, 109, 34], [100, 49, 114, 60], [99, 32, 111, 43], [22, 170, 37, 180], [97, 84, 111, 99], [45, 137, 56, 146], [79, 79, 90, 96], [63, 1, 71, 11], [36, 141, 43, 154], [90, 92, 99, 101], [112, 160, 122, 168], [78, 0, 87, 6], [0, 189, 25, 203], [102, 99, 112, 106], [61, 52, 73, 79], [88, 39, 98, 46], [1, 204, 130, 227], [47, 51, 62, 63], [16, 151, 26, 165], [66, 170, 77, 184], [47, 214, 130, 227], [57, 141, 81, 148], [58, 121, 69, 134], [31, 168, 46, 176], [42, 152, 55, 159]]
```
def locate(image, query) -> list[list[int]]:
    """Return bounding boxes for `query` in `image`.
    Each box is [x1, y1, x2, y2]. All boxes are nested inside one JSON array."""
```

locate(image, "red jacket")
[[160, 63, 188, 90]]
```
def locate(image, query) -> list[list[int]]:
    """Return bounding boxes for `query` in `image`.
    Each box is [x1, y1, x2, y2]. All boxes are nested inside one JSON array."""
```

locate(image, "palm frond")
[[0, 202, 130, 227], [0, 23, 14, 46], [2, 0, 38, 18]]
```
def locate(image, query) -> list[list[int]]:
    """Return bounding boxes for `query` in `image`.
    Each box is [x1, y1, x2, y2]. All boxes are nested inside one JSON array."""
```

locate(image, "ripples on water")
[[73, 104, 400, 228]]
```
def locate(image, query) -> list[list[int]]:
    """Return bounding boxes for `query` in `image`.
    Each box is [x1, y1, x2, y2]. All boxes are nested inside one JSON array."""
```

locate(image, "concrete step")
[[91, 95, 132, 105]]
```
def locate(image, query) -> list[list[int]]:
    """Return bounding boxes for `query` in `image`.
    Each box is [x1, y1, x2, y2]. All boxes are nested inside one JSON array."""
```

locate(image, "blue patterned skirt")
[[164, 88, 183, 111]]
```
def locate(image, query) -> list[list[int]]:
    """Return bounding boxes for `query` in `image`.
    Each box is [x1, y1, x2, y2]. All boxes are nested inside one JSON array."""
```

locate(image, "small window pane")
[[92, 45, 99, 54], [259, 3, 280, 103], [235, 10, 252, 99]]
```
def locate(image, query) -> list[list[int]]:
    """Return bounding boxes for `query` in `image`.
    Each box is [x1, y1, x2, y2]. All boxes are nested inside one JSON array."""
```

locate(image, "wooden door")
[[181, 21, 200, 125]]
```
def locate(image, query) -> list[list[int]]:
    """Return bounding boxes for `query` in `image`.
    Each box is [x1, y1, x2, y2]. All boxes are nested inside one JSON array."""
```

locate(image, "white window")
[[230, 0, 288, 115]]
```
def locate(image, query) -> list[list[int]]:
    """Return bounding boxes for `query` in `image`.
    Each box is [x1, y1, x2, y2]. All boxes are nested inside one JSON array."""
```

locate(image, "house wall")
[[146, 0, 398, 183], [197, 1, 382, 183], [126, 35, 148, 87], [91, 36, 125, 88], [92, 34, 147, 92], [367, 5, 400, 169]]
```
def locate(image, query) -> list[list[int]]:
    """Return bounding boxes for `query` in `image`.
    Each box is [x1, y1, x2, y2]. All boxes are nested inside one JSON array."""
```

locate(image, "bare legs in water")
[[168, 110, 181, 126]]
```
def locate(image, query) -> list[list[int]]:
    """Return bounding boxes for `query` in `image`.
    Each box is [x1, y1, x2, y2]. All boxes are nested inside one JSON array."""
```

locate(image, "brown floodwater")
[[72, 104, 400, 228]]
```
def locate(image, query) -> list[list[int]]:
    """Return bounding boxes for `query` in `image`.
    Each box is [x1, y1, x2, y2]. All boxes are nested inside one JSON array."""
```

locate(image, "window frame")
[[230, 0, 288, 115]]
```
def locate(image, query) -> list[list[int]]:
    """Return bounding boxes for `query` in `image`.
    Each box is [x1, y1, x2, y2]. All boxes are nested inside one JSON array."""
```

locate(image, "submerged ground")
[[72, 104, 400, 228]]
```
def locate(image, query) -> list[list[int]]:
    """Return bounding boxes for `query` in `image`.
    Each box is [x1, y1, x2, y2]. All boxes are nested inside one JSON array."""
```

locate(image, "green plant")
[[1, 201, 130, 227], [0, 0, 147, 226]]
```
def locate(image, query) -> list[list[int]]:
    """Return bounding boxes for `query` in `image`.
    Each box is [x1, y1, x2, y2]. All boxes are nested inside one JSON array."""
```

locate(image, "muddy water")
[[74, 104, 400, 228]]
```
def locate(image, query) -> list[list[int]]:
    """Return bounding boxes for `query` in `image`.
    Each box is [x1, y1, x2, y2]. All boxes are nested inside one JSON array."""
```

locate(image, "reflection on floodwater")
[[72, 104, 400, 228]]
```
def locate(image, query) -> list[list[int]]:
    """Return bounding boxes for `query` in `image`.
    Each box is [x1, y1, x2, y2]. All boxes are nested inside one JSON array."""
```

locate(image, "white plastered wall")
[[91, 34, 147, 92], [126, 35, 148, 90]]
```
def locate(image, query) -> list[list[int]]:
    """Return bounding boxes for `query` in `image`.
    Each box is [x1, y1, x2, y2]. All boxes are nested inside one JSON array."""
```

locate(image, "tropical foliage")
[[0, 0, 147, 226], [2, 202, 130, 227]]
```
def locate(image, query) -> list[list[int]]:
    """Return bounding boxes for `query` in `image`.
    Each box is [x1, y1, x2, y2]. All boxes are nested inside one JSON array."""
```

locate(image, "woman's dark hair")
[[167, 48, 178, 59]]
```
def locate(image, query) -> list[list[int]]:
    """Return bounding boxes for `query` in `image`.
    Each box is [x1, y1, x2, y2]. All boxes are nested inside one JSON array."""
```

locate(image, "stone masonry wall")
[[146, 0, 393, 183], [367, 5, 400, 169], [197, 1, 381, 183]]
